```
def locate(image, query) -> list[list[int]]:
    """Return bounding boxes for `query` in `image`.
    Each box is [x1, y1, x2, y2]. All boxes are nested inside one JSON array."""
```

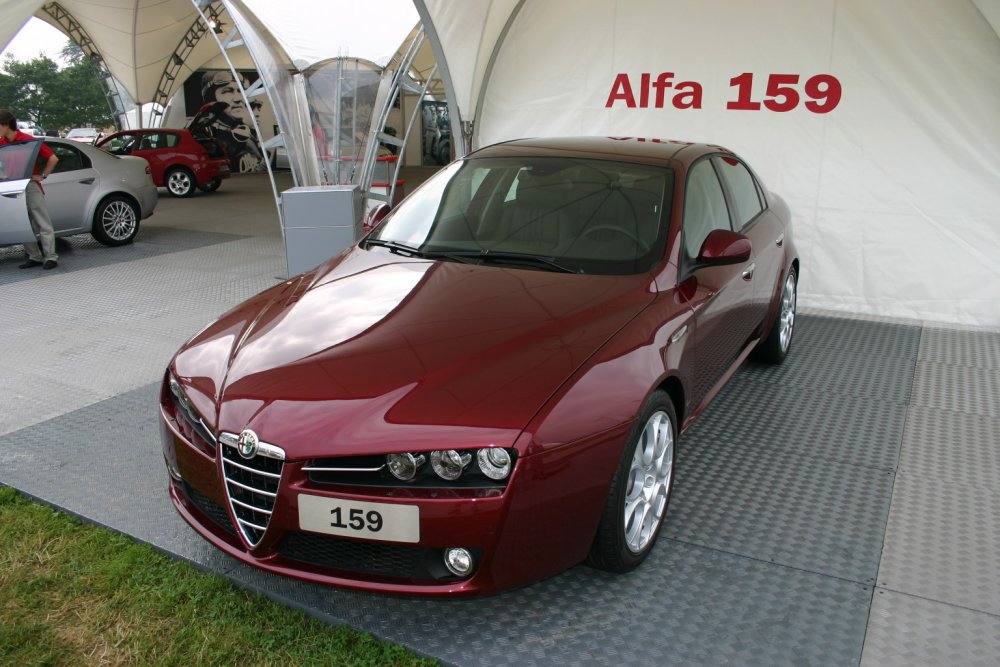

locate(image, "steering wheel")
[[582, 224, 642, 245]]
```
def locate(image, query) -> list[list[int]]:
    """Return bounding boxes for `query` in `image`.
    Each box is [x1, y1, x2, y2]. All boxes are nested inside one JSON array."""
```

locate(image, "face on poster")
[[185, 70, 267, 173]]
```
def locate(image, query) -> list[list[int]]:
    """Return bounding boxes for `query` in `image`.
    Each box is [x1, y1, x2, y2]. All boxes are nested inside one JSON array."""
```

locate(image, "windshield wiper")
[[362, 238, 428, 257], [363, 239, 480, 265], [445, 250, 580, 274], [364, 240, 579, 273]]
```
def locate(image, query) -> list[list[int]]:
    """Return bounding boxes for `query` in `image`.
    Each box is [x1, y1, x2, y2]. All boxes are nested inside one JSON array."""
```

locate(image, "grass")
[[0, 486, 438, 667]]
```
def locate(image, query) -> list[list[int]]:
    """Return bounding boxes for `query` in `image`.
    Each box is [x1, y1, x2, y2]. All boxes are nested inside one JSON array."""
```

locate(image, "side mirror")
[[697, 229, 751, 266], [363, 203, 391, 234]]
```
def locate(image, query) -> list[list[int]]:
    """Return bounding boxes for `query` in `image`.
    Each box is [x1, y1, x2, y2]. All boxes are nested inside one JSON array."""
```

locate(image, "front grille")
[[220, 440, 283, 547], [278, 531, 431, 578], [183, 482, 235, 536]]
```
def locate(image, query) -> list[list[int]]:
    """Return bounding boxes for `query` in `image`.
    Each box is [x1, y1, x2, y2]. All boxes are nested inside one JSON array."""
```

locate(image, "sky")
[[1, 17, 70, 65]]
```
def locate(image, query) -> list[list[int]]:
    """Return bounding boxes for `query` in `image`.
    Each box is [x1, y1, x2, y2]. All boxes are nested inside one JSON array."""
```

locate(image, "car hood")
[[173, 248, 656, 459]]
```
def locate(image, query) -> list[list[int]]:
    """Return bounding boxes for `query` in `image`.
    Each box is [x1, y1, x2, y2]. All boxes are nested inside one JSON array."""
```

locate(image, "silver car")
[[0, 137, 157, 248]]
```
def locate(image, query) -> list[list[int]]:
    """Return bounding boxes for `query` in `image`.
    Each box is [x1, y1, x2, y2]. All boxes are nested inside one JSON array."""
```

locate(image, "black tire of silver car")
[[166, 167, 196, 197], [91, 195, 140, 246], [753, 265, 798, 364], [587, 390, 677, 573], [197, 177, 222, 193]]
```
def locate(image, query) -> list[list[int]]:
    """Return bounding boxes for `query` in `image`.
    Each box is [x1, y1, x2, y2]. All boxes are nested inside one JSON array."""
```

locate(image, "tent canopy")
[[0, 0, 416, 104]]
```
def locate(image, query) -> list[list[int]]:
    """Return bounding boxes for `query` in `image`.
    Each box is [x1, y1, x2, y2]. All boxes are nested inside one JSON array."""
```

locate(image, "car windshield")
[[367, 156, 672, 275]]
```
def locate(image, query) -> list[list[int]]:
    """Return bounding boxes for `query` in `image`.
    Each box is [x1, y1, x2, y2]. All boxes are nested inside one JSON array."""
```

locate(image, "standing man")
[[0, 109, 59, 269]]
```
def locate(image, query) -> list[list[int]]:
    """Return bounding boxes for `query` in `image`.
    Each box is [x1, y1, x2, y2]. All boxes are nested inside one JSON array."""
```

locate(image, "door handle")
[[775, 233, 784, 247], [2, 192, 22, 199], [742, 263, 756, 280], [78, 178, 95, 185]]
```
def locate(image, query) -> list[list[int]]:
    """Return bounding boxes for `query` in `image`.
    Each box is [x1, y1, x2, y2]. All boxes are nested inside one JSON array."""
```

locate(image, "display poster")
[[183, 70, 268, 173]]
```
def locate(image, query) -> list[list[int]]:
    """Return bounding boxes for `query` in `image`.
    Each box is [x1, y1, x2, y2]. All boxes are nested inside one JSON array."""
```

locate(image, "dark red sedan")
[[160, 137, 798, 596], [98, 125, 230, 197]]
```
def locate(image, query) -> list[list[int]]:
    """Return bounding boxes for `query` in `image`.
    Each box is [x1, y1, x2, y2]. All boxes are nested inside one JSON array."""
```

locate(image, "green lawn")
[[0, 486, 437, 666]]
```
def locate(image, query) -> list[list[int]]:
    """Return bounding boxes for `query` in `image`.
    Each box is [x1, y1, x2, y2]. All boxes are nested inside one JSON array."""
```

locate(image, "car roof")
[[468, 136, 734, 167]]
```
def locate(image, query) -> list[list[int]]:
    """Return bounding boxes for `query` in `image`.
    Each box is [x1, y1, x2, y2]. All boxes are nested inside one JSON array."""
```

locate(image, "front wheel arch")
[[586, 389, 677, 572]]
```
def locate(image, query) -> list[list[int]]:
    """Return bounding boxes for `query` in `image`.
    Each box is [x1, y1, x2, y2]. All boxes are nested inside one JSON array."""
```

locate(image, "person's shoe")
[[43, 259, 58, 270], [19, 259, 42, 269]]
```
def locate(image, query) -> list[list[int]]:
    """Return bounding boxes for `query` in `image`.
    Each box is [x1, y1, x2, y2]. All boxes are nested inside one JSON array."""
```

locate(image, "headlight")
[[387, 452, 426, 481], [431, 450, 472, 481], [168, 372, 196, 419], [476, 448, 512, 480], [167, 371, 215, 445]]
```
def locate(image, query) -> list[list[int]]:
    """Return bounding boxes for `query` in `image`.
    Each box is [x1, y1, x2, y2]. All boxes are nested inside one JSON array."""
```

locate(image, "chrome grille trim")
[[231, 497, 272, 514], [302, 464, 385, 473], [219, 436, 284, 548], [225, 458, 282, 478], [226, 478, 277, 498], [219, 431, 285, 460], [236, 517, 268, 532]]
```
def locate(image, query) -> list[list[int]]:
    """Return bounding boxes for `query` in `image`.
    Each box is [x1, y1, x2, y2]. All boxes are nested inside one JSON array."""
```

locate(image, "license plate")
[[298, 494, 419, 543]]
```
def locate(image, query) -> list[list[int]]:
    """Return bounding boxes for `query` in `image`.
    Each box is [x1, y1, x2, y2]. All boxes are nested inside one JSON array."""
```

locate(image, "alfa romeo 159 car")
[[160, 136, 799, 596], [0, 138, 157, 248]]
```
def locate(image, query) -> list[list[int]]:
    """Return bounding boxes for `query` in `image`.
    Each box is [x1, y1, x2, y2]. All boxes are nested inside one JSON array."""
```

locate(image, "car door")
[[129, 132, 167, 183], [713, 155, 783, 330], [677, 157, 757, 408], [0, 140, 42, 245], [43, 141, 99, 235]]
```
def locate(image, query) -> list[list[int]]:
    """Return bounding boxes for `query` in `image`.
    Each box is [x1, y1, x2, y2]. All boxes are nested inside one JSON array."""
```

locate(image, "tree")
[[0, 41, 114, 132], [0, 54, 59, 127]]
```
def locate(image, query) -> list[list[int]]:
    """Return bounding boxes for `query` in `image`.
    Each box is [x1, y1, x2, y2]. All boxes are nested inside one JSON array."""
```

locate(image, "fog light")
[[444, 547, 474, 577], [431, 450, 471, 480], [476, 448, 512, 480], [386, 452, 425, 481]]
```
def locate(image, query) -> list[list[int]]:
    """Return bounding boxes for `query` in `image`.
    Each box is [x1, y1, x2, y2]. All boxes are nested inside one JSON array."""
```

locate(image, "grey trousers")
[[23, 180, 58, 262]]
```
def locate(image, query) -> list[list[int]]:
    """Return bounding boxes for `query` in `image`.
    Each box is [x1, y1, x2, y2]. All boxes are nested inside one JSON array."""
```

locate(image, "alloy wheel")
[[623, 409, 674, 554], [779, 271, 797, 353], [101, 200, 138, 242]]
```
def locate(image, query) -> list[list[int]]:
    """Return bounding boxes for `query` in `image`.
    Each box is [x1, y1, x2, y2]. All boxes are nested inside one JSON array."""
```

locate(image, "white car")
[[0, 138, 158, 247], [65, 127, 103, 144]]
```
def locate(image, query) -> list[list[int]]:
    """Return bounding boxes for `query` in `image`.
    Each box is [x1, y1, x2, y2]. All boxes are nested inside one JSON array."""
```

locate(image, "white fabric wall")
[[472, 0, 1000, 326]]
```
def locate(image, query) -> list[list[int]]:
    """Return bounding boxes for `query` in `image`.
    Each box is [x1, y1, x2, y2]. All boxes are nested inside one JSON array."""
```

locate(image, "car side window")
[[714, 156, 763, 228], [683, 159, 731, 259], [105, 134, 136, 155], [47, 143, 90, 173], [164, 133, 180, 148]]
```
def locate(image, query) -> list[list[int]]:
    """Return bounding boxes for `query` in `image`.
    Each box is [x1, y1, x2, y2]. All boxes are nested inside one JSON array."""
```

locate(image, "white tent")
[[416, 0, 1000, 327], [3, 0, 998, 326]]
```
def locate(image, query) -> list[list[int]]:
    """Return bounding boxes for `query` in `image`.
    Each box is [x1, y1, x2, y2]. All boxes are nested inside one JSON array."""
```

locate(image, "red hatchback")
[[98, 127, 230, 197], [160, 137, 799, 596]]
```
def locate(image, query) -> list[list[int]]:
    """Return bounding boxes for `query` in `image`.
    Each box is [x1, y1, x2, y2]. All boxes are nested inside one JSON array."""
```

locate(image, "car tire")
[[753, 266, 797, 364], [165, 167, 196, 197], [197, 177, 222, 193], [91, 195, 140, 246], [587, 390, 676, 573]]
